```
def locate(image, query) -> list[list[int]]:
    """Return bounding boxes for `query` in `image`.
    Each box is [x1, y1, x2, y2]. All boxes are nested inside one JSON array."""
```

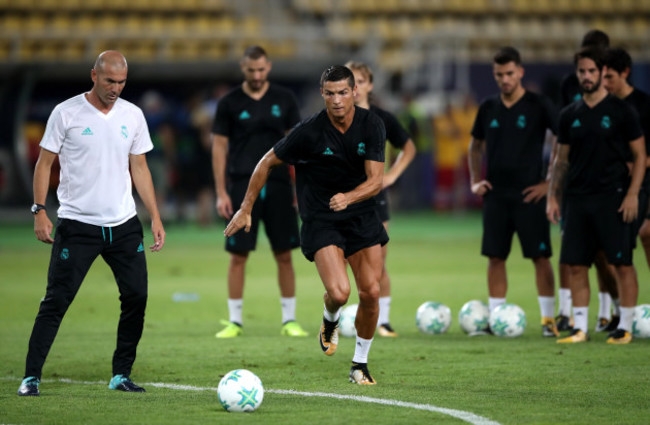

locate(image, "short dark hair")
[[242, 45, 267, 61], [320, 65, 355, 88], [574, 46, 606, 71], [581, 30, 610, 48], [493, 47, 521, 66], [604, 47, 632, 74]]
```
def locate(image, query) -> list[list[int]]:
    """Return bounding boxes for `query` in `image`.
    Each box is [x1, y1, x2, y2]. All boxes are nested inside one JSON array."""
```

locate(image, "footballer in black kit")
[[471, 90, 557, 260], [212, 83, 301, 253], [225, 65, 389, 385], [557, 95, 643, 266], [273, 106, 389, 260]]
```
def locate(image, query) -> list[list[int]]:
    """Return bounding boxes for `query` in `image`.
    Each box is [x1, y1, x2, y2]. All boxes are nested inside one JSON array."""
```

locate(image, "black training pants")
[[24, 216, 148, 379]]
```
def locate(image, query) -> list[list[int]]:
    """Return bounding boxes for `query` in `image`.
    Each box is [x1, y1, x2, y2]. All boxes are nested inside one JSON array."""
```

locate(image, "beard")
[[581, 77, 601, 94]]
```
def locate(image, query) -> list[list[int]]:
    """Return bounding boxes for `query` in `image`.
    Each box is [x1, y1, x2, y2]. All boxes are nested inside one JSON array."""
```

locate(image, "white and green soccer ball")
[[416, 301, 452, 334], [489, 303, 526, 337], [632, 304, 650, 338], [339, 303, 358, 338], [458, 300, 490, 334], [218, 369, 264, 413]]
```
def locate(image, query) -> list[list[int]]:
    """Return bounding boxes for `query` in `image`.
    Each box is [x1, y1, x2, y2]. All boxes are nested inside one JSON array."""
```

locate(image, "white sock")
[[489, 297, 506, 313], [377, 296, 391, 326], [573, 306, 589, 333], [559, 288, 572, 316], [228, 299, 243, 325], [538, 296, 556, 318], [352, 336, 373, 364], [280, 297, 296, 324], [619, 307, 635, 332], [323, 304, 341, 322], [611, 298, 621, 316], [598, 292, 612, 320]]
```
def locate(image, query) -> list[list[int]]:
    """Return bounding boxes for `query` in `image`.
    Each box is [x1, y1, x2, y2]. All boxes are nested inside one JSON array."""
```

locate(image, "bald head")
[[94, 50, 128, 73], [88, 51, 128, 112]]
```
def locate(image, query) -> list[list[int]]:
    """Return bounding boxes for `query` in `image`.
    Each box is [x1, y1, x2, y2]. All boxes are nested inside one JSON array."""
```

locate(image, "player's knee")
[[328, 286, 350, 306], [358, 283, 380, 306], [640, 224, 650, 245], [273, 250, 292, 266], [230, 253, 248, 268], [41, 291, 74, 316]]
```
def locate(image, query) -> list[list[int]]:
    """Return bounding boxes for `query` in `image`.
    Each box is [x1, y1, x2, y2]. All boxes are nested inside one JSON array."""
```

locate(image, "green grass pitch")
[[1, 212, 649, 424]]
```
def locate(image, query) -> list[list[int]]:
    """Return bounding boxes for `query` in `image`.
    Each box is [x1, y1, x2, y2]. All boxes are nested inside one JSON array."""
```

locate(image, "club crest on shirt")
[[357, 142, 366, 156], [121, 125, 128, 139], [517, 115, 526, 129], [601, 115, 611, 129], [271, 104, 281, 117]]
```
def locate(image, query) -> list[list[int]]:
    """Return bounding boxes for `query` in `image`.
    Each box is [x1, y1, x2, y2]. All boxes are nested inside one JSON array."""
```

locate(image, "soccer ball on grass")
[[416, 301, 452, 334], [632, 304, 650, 338], [489, 303, 526, 337], [217, 369, 264, 412], [458, 300, 490, 334]]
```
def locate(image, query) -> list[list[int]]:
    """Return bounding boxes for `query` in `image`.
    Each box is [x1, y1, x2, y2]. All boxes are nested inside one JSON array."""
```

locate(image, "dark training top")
[[471, 91, 558, 195], [558, 95, 643, 196], [274, 106, 386, 222], [624, 88, 650, 190], [369, 105, 410, 149], [212, 84, 301, 182]]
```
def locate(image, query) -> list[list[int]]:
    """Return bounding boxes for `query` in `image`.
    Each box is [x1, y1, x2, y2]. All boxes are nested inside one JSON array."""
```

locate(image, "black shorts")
[[375, 189, 390, 222], [225, 178, 300, 254], [481, 191, 552, 260], [561, 192, 635, 266], [300, 210, 389, 262]]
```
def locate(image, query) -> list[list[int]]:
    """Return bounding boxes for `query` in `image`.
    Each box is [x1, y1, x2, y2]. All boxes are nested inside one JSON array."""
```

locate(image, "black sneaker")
[[319, 317, 339, 356], [604, 315, 620, 332], [17, 377, 39, 396], [108, 375, 146, 392], [555, 314, 573, 332], [349, 362, 376, 385], [607, 328, 632, 344]]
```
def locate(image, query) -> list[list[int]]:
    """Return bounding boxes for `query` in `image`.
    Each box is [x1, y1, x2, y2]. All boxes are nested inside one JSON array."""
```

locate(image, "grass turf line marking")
[[3, 377, 501, 425]]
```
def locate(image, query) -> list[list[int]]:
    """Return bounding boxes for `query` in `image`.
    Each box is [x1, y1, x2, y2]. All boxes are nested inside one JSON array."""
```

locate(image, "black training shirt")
[[274, 106, 386, 222], [369, 105, 410, 149], [624, 89, 650, 190], [471, 91, 558, 194], [212, 84, 301, 182], [558, 95, 643, 196]]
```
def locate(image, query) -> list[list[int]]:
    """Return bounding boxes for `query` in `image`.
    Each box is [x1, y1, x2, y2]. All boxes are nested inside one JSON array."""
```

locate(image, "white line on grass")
[[3, 377, 501, 425]]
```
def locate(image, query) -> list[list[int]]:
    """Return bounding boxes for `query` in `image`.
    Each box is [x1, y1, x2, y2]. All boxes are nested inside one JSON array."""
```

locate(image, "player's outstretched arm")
[[330, 160, 384, 211], [33, 148, 56, 244], [224, 149, 284, 236], [130, 153, 165, 251]]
